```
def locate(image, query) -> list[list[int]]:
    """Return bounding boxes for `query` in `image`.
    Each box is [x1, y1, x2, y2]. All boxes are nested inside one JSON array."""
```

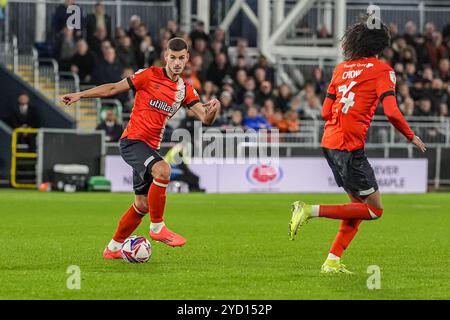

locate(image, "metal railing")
[[35, 57, 60, 103], [96, 98, 124, 124], [59, 71, 81, 122]]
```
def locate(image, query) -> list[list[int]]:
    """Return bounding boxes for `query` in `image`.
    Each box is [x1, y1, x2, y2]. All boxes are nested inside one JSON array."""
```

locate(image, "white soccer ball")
[[121, 236, 152, 263]]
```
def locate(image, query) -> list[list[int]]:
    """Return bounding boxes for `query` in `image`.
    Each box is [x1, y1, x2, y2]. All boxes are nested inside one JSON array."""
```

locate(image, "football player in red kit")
[[288, 17, 427, 273], [62, 38, 221, 258]]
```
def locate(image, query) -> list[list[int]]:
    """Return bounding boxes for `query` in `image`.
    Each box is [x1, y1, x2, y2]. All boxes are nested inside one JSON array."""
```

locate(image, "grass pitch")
[[0, 190, 449, 300]]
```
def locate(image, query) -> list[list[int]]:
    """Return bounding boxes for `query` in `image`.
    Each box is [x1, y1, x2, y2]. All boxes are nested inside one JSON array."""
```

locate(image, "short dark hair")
[[342, 15, 390, 60], [167, 37, 189, 52]]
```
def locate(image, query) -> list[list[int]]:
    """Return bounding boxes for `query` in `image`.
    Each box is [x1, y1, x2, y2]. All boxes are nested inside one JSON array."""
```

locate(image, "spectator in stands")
[[410, 79, 425, 101], [397, 81, 411, 105], [92, 47, 122, 85], [268, 111, 282, 131], [389, 23, 399, 41], [11, 94, 40, 129], [381, 47, 395, 66], [256, 80, 275, 106], [52, 0, 75, 36], [138, 35, 158, 68], [424, 22, 436, 41], [234, 69, 248, 102], [254, 67, 266, 87], [86, 1, 112, 46], [190, 54, 207, 84], [261, 99, 276, 126], [206, 52, 232, 87], [242, 78, 257, 103], [96, 109, 123, 142], [301, 95, 322, 120], [135, 24, 150, 49], [282, 110, 301, 133], [116, 35, 138, 70], [243, 105, 272, 131], [402, 97, 416, 116], [405, 62, 417, 85], [218, 91, 236, 126], [252, 55, 275, 84], [404, 20, 418, 45], [128, 15, 142, 49], [182, 63, 201, 92], [221, 75, 235, 96], [192, 38, 214, 73], [426, 32, 447, 69], [100, 40, 113, 55], [165, 20, 178, 38], [89, 26, 109, 59], [412, 35, 430, 66], [232, 55, 248, 78], [55, 26, 78, 71], [429, 78, 447, 113], [238, 91, 256, 115], [70, 39, 96, 84], [189, 20, 209, 46], [226, 110, 244, 129], [236, 38, 249, 58], [291, 81, 316, 114], [201, 81, 217, 102], [10, 94, 40, 151], [416, 96, 434, 116], [438, 58, 450, 82], [276, 84, 292, 113], [213, 28, 227, 53], [114, 27, 127, 43], [311, 67, 327, 97], [210, 40, 227, 58]]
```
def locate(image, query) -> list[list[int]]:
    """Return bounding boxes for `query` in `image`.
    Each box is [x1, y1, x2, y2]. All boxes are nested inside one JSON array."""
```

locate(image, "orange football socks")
[[148, 178, 170, 223], [113, 204, 148, 242], [319, 203, 383, 220]]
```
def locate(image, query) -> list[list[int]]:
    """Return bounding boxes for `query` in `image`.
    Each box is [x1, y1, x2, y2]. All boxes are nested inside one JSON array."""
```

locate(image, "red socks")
[[113, 204, 148, 242], [319, 203, 383, 220], [112, 178, 170, 243], [329, 219, 362, 257], [148, 178, 170, 223]]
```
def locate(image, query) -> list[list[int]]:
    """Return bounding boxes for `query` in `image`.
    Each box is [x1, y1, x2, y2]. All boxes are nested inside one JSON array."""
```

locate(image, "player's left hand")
[[204, 98, 221, 114], [411, 135, 426, 153]]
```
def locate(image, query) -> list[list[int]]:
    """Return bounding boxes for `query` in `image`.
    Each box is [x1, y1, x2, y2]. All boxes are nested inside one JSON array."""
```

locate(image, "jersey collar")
[[163, 67, 179, 82]]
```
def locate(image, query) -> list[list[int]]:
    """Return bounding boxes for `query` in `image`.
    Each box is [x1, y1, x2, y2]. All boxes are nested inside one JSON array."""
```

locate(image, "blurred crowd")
[[51, 1, 450, 142]]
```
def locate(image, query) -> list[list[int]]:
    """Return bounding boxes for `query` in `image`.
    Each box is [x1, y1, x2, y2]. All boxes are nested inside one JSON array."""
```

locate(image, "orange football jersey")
[[321, 57, 399, 151], [121, 66, 200, 149]]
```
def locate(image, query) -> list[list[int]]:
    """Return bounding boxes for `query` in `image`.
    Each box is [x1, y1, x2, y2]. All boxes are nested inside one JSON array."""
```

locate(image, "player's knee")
[[368, 204, 383, 220], [151, 161, 171, 180], [134, 196, 149, 214]]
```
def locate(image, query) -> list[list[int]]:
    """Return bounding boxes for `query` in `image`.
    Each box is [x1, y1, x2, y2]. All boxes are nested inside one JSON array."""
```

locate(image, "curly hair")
[[341, 15, 391, 60]]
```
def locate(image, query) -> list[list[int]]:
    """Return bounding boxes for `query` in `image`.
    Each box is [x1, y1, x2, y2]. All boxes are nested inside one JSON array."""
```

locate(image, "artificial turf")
[[0, 190, 449, 299]]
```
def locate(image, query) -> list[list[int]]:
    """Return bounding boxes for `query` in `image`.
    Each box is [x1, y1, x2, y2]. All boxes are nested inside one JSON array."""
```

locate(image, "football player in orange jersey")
[[288, 16, 426, 273], [62, 38, 220, 258]]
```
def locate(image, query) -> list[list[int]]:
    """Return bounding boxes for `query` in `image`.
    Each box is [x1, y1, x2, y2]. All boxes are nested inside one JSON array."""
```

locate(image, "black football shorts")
[[119, 138, 164, 195], [322, 147, 378, 197]]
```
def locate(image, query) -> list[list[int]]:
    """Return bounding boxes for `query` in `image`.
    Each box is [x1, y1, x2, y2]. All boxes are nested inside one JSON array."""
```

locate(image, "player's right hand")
[[412, 135, 426, 153], [61, 93, 81, 105]]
